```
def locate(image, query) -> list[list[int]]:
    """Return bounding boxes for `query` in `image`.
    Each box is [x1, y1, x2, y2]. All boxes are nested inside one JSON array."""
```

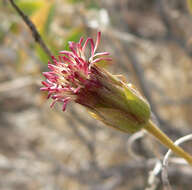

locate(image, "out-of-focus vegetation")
[[0, 0, 192, 189]]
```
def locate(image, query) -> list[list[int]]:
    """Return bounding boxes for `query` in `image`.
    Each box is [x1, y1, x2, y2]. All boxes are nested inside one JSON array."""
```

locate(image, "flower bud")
[[79, 66, 151, 133], [41, 32, 151, 133]]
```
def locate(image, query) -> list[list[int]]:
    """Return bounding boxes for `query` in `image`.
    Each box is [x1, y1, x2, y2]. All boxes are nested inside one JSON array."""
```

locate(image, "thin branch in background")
[[8, 0, 53, 59], [145, 160, 162, 190], [146, 155, 192, 190], [127, 130, 146, 160], [161, 134, 192, 190]]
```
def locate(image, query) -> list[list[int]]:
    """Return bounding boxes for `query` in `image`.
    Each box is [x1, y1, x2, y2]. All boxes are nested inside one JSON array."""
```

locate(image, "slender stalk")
[[144, 120, 192, 166], [8, 0, 53, 59]]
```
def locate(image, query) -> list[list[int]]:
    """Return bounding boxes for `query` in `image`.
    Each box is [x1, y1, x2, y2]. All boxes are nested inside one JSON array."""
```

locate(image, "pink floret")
[[41, 32, 112, 111]]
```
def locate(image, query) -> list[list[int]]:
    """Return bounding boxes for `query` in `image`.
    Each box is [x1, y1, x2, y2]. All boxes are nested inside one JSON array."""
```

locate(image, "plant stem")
[[9, 0, 53, 59], [144, 120, 192, 166]]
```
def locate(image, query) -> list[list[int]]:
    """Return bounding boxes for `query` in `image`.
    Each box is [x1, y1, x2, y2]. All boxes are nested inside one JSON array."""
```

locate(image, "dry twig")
[[127, 130, 146, 160], [8, 0, 53, 59], [161, 134, 192, 190]]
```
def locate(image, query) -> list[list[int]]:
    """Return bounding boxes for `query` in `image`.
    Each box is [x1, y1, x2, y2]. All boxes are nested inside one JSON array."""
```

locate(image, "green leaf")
[[67, 0, 83, 3], [65, 28, 84, 50], [35, 44, 49, 63], [87, 1, 99, 9], [44, 3, 55, 35], [15, 0, 43, 16], [66, 0, 99, 9], [35, 34, 58, 64]]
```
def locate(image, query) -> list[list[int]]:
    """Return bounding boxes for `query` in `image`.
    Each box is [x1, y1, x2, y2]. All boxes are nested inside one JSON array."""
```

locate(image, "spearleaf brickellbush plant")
[[41, 32, 192, 165]]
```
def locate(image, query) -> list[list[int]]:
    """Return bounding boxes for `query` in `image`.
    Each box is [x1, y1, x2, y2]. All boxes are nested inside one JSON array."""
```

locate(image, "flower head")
[[41, 32, 151, 133], [41, 32, 111, 111]]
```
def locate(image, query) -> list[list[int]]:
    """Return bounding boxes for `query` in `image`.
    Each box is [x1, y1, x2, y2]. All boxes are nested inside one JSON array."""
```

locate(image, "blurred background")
[[0, 0, 192, 189]]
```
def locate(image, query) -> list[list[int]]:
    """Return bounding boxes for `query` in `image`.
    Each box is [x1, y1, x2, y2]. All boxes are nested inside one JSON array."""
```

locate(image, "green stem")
[[144, 120, 192, 166]]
